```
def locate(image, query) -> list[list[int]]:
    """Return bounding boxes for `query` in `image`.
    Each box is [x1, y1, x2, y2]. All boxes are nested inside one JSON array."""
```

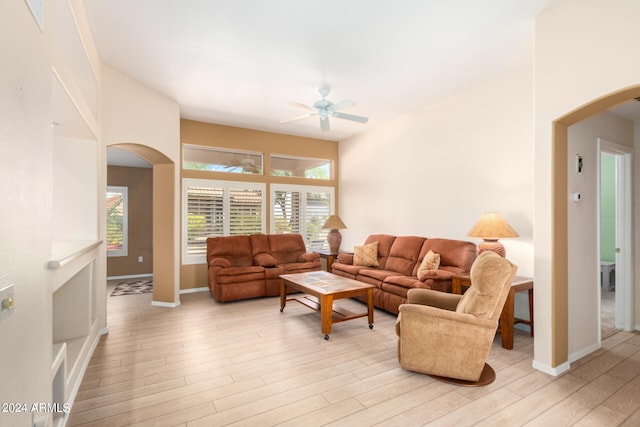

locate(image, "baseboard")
[[64, 321, 103, 425], [532, 359, 571, 376], [569, 342, 601, 363], [107, 273, 152, 280], [152, 300, 181, 308], [179, 286, 209, 294]]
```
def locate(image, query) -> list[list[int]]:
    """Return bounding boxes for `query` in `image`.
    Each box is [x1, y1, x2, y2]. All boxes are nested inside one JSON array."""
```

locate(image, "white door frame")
[[597, 138, 633, 333]]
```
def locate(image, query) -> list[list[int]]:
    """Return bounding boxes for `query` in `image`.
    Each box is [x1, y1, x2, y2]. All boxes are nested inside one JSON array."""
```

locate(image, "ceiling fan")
[[280, 86, 368, 131]]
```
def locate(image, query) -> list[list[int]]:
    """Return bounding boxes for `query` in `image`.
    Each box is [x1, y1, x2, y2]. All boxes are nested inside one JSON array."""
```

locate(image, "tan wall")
[[107, 165, 153, 277], [180, 119, 339, 290]]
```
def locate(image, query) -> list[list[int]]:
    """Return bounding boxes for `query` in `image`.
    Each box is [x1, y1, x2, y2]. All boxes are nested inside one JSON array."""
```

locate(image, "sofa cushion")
[[354, 241, 379, 266], [384, 236, 426, 276], [357, 268, 398, 287], [363, 234, 396, 269], [249, 234, 273, 265], [206, 235, 254, 267], [281, 261, 321, 274], [383, 275, 429, 290], [331, 262, 361, 279], [417, 249, 440, 280], [268, 234, 307, 264], [254, 252, 278, 267], [214, 266, 265, 283]]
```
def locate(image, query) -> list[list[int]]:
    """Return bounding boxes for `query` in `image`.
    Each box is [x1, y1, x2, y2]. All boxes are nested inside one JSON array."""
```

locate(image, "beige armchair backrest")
[[456, 250, 517, 321]]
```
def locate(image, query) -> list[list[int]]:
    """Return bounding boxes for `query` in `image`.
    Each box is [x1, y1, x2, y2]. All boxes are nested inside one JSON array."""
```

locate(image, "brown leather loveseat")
[[207, 233, 321, 302], [331, 234, 476, 314]]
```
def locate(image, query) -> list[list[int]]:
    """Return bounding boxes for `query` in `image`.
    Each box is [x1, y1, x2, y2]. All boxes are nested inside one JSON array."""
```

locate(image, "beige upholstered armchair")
[[395, 250, 517, 384]]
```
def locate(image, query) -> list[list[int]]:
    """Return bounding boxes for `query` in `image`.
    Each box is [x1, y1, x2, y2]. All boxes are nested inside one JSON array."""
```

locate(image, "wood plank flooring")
[[68, 284, 640, 426]]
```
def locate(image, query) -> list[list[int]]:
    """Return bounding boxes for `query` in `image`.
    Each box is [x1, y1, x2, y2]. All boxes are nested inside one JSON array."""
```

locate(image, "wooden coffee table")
[[280, 271, 374, 340]]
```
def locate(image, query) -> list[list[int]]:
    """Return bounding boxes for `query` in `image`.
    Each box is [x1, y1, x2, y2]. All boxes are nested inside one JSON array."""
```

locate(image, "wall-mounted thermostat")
[[576, 155, 584, 173]]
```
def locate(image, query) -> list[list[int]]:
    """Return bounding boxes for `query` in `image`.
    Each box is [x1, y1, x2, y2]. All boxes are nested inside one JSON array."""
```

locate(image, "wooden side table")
[[452, 274, 534, 350], [317, 251, 339, 273]]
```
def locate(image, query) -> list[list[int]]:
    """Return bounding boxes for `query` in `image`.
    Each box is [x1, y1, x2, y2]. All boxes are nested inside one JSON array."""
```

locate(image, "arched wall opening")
[[551, 85, 640, 367], [108, 142, 177, 305]]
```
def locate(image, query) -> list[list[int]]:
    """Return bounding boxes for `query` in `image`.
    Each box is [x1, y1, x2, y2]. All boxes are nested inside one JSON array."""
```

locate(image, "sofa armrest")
[[418, 268, 455, 281], [209, 258, 231, 269], [336, 253, 354, 264], [298, 252, 320, 262]]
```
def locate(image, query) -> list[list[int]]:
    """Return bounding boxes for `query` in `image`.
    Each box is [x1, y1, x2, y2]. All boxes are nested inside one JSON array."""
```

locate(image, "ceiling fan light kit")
[[281, 86, 368, 131]]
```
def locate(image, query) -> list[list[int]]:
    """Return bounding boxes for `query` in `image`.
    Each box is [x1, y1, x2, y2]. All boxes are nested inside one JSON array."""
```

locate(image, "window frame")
[[270, 154, 332, 180], [182, 144, 264, 175], [270, 184, 335, 250], [106, 185, 128, 257], [182, 178, 266, 265]]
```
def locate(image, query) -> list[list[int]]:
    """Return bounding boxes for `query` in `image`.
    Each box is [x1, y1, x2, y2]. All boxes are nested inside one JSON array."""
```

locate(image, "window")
[[183, 145, 263, 175], [270, 155, 331, 180], [106, 186, 127, 257], [271, 184, 334, 250], [182, 179, 265, 264]]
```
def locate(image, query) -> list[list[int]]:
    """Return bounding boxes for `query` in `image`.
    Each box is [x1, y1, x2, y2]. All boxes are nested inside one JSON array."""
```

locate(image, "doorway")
[[107, 143, 178, 306], [550, 86, 640, 369], [598, 138, 633, 340]]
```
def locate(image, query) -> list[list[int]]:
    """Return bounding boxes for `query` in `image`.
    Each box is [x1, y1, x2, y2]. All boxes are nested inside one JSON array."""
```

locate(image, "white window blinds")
[[271, 184, 334, 250], [183, 179, 265, 264]]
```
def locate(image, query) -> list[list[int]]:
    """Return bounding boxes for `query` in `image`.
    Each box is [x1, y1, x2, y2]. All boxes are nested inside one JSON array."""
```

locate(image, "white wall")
[[101, 67, 180, 159], [340, 67, 535, 276], [535, 0, 640, 371], [567, 112, 633, 358], [0, 1, 54, 425]]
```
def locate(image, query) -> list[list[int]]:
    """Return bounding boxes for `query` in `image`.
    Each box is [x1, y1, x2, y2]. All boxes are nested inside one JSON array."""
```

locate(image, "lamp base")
[[478, 239, 506, 257], [326, 229, 342, 253]]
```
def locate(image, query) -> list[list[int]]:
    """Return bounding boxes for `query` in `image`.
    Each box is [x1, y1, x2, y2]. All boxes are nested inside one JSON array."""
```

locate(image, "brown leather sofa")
[[331, 234, 477, 314], [206, 233, 321, 302]]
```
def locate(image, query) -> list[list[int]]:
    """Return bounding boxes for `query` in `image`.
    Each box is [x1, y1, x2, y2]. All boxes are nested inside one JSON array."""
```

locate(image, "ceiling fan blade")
[[288, 102, 314, 111], [331, 111, 369, 123], [320, 116, 330, 131], [280, 114, 313, 124], [328, 100, 356, 112]]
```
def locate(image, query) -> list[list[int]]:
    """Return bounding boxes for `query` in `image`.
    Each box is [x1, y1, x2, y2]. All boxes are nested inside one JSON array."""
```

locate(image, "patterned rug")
[[111, 279, 153, 296]]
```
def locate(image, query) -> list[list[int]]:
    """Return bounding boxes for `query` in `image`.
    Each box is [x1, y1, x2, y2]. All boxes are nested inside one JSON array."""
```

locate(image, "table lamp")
[[322, 214, 347, 253], [467, 212, 519, 257]]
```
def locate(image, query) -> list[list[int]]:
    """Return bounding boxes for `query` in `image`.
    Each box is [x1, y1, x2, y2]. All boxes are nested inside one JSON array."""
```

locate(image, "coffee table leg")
[[321, 294, 333, 339], [367, 288, 374, 329], [280, 280, 286, 313]]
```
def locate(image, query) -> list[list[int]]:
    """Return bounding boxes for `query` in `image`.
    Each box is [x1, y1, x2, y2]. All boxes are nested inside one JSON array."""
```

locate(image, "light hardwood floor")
[[68, 284, 640, 426]]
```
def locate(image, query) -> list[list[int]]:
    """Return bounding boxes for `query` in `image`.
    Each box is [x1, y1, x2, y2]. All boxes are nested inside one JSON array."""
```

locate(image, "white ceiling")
[[85, 0, 573, 143]]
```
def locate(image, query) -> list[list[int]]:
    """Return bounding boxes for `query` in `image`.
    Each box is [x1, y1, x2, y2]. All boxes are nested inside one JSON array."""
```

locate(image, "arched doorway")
[[108, 143, 178, 306], [551, 85, 640, 367]]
